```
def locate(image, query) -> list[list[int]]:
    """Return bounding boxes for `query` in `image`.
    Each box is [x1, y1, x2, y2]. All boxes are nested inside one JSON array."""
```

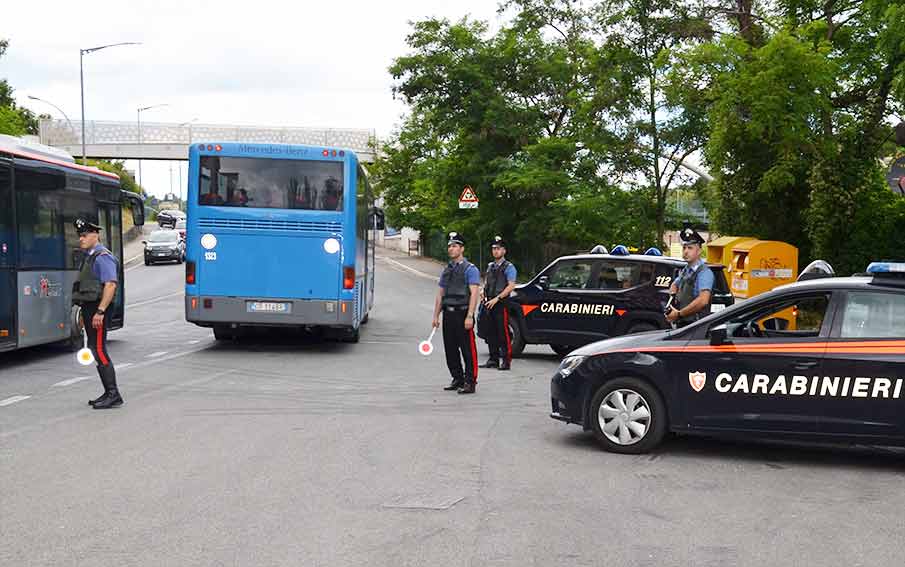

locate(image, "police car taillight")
[[343, 267, 355, 289]]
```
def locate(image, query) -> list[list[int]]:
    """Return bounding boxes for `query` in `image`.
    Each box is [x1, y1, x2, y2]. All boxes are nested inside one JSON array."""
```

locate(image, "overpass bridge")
[[38, 119, 377, 162]]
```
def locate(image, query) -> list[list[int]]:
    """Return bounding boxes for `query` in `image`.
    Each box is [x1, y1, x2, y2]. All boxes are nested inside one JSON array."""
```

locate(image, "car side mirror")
[[709, 324, 729, 346], [538, 275, 549, 290], [141, 240, 147, 245]]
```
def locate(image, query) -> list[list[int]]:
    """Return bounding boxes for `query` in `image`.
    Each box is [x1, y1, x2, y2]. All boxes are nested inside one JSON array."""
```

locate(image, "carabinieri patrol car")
[[505, 246, 733, 356], [549, 262, 905, 453]]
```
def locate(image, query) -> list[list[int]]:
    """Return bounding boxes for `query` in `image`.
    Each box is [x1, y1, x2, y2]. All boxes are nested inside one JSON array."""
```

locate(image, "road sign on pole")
[[458, 186, 479, 209]]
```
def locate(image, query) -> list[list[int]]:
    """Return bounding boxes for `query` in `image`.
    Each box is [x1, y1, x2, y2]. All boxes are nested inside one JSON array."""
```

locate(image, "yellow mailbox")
[[706, 236, 754, 269], [729, 240, 798, 298]]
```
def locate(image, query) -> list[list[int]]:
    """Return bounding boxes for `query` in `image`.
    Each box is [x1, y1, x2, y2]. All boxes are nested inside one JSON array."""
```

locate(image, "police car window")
[[547, 260, 595, 289], [594, 261, 649, 290], [726, 294, 830, 338], [840, 292, 905, 338], [199, 156, 344, 211]]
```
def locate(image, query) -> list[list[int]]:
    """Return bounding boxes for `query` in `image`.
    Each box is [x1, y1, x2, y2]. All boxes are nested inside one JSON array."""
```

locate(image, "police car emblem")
[[689, 371, 707, 392]]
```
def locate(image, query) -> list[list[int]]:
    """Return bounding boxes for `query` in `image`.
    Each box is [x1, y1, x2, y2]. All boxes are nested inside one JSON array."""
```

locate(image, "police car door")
[[820, 290, 905, 440], [679, 292, 834, 434], [531, 258, 602, 344]]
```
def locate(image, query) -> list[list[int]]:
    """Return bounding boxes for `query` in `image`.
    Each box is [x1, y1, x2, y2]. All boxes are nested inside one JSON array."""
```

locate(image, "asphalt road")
[[2, 254, 903, 567]]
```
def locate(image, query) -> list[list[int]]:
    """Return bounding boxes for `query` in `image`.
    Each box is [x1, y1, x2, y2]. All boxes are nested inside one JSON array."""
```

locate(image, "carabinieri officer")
[[482, 235, 517, 371], [432, 231, 482, 394], [666, 226, 714, 328], [72, 219, 123, 409]]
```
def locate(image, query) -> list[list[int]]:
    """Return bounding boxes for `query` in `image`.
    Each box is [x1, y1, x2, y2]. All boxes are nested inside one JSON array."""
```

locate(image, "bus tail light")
[[186, 261, 196, 285], [343, 267, 355, 289]]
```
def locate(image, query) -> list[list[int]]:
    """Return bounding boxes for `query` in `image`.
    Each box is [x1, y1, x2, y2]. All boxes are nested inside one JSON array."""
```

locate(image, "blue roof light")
[[610, 245, 630, 256], [644, 247, 662, 256], [866, 262, 905, 274]]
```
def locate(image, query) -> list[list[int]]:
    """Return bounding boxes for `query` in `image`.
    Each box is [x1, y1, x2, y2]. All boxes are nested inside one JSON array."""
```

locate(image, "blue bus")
[[184, 142, 384, 342], [0, 135, 145, 352]]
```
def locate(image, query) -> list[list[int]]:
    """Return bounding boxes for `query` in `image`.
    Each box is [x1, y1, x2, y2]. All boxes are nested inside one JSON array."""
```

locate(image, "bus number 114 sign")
[[458, 186, 479, 209]]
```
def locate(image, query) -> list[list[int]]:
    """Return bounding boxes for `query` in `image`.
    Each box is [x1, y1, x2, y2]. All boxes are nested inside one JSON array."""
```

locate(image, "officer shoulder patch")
[[689, 371, 707, 392]]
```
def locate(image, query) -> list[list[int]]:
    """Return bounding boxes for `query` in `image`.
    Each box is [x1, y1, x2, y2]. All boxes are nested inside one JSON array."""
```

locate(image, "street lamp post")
[[27, 96, 76, 143], [79, 42, 141, 165], [136, 103, 169, 189]]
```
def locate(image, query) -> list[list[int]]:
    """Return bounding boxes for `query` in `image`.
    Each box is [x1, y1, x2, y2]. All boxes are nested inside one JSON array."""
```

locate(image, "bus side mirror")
[[368, 207, 386, 231], [122, 191, 146, 226]]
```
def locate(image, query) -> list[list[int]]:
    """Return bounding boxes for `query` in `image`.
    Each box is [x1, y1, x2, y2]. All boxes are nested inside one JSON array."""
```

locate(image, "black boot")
[[481, 359, 499, 368], [92, 366, 123, 409], [88, 392, 108, 407], [458, 383, 476, 394], [444, 380, 464, 391], [498, 360, 511, 371]]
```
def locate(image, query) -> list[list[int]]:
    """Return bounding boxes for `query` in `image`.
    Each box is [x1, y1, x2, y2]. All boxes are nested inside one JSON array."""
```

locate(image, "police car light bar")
[[866, 262, 905, 287], [610, 245, 630, 256], [866, 262, 905, 274]]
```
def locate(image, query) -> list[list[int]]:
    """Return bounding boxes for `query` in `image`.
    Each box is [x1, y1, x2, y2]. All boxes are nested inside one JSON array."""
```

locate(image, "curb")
[[379, 256, 437, 281]]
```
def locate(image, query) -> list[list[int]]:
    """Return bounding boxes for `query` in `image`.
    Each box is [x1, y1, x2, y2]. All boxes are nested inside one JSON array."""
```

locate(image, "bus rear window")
[[198, 156, 344, 211]]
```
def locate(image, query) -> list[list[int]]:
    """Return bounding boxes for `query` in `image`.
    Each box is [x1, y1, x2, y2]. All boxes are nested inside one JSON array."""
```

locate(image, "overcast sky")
[[3, 0, 504, 198]]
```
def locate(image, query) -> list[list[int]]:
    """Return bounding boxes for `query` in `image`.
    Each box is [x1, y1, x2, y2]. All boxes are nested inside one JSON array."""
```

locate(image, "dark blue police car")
[[505, 246, 733, 357], [550, 262, 905, 453]]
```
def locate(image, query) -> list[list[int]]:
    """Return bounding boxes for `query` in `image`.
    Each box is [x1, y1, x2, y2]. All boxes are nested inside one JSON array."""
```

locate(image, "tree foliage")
[[376, 0, 905, 275], [0, 39, 42, 136]]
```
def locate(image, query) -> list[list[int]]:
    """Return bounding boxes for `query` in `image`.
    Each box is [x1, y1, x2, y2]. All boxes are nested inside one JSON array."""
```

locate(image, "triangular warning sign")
[[459, 186, 478, 202]]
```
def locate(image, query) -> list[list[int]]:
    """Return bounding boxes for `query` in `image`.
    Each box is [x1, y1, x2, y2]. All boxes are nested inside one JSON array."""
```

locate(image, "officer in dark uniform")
[[482, 235, 518, 370], [72, 219, 123, 409], [666, 227, 714, 328], [432, 232, 482, 394]]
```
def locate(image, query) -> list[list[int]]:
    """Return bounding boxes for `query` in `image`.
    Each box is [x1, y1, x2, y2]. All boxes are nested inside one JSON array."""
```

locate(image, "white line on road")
[[0, 395, 32, 407], [380, 257, 436, 281], [127, 291, 184, 309], [188, 340, 200, 344], [146, 351, 169, 358], [52, 376, 93, 387]]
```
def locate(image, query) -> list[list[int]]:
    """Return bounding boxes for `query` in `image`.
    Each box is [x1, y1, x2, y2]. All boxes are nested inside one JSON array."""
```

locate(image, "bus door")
[[97, 203, 125, 328], [0, 163, 15, 350]]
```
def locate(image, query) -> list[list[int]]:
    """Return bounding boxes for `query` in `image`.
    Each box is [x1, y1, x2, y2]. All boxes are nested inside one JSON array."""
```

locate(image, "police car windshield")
[[149, 231, 179, 243], [198, 156, 344, 211]]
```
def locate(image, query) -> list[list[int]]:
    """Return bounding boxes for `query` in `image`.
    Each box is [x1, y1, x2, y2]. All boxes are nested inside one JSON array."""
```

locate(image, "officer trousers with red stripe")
[[442, 307, 478, 387], [80, 303, 117, 389], [486, 302, 512, 364]]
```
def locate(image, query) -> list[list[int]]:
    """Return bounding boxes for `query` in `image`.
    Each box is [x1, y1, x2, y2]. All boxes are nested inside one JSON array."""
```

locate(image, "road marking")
[[380, 257, 436, 281], [0, 395, 31, 407], [127, 291, 184, 309], [188, 340, 200, 344], [52, 376, 94, 387], [146, 351, 168, 358], [52, 363, 133, 388]]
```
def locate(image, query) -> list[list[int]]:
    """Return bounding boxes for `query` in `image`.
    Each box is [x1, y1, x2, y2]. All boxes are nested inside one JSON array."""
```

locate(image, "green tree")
[[0, 38, 42, 136]]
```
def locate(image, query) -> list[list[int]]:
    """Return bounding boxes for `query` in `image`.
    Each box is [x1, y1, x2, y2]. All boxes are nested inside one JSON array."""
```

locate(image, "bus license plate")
[[247, 301, 291, 314]]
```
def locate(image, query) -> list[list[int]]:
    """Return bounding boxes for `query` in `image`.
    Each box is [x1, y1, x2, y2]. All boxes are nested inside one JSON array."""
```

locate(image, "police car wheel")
[[509, 319, 525, 357], [589, 378, 666, 454], [627, 322, 658, 334]]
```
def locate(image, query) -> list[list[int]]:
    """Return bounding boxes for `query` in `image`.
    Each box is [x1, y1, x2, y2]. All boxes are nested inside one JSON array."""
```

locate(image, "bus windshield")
[[198, 156, 344, 211]]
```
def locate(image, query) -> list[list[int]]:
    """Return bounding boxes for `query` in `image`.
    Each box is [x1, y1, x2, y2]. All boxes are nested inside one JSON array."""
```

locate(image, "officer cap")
[[490, 235, 506, 249], [74, 218, 102, 234], [447, 231, 466, 246], [679, 226, 705, 246]]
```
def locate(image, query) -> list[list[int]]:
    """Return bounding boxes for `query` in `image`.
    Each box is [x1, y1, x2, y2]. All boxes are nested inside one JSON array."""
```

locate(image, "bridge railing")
[[38, 119, 376, 155]]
